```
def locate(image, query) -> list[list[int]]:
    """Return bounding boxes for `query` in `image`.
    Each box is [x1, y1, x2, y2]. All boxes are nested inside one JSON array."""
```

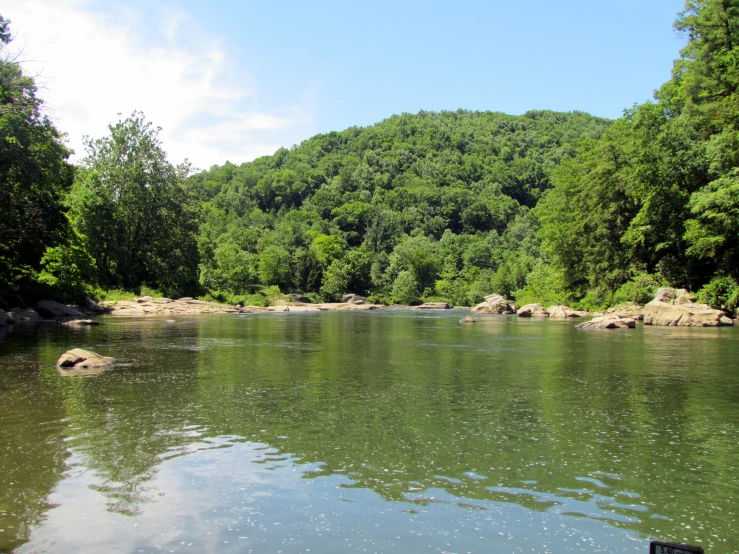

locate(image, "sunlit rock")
[[517, 304, 548, 317], [418, 302, 452, 309], [576, 316, 636, 329], [546, 305, 581, 318], [471, 294, 516, 314]]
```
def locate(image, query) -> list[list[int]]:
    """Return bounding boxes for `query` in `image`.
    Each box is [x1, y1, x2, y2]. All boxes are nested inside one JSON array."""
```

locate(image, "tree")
[[69, 112, 199, 296], [0, 16, 74, 305]]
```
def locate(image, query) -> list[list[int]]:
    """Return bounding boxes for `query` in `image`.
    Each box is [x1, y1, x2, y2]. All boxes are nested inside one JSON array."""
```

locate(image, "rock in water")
[[0, 309, 12, 326], [418, 302, 452, 309], [517, 304, 548, 317], [640, 287, 733, 327], [547, 305, 581, 318], [471, 294, 516, 314], [36, 300, 85, 318], [459, 315, 476, 323], [56, 348, 114, 369], [576, 316, 636, 329], [605, 304, 645, 321]]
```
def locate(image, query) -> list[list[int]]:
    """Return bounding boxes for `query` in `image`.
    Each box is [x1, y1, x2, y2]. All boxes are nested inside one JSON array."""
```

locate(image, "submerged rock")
[[517, 304, 548, 317], [459, 315, 476, 324], [576, 316, 636, 329], [471, 294, 516, 314], [59, 319, 101, 328]]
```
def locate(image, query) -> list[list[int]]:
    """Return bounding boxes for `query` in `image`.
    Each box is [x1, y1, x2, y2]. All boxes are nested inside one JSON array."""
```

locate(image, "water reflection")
[[0, 313, 737, 552]]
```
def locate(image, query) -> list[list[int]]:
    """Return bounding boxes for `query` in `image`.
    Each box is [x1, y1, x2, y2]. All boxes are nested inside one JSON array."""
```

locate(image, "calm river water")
[[0, 311, 737, 553]]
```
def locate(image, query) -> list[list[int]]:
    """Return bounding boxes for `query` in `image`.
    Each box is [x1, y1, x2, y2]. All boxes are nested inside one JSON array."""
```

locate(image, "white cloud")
[[3, 0, 316, 169]]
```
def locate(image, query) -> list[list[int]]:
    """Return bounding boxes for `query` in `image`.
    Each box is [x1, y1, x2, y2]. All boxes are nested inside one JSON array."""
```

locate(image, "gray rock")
[[8, 308, 42, 321], [36, 300, 85, 318]]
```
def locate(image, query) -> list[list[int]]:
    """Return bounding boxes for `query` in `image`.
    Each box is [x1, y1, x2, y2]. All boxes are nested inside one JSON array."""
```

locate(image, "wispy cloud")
[[3, 0, 317, 169]]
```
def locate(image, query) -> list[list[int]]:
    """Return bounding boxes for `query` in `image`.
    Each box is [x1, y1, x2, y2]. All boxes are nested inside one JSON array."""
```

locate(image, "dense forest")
[[1, 0, 738, 313]]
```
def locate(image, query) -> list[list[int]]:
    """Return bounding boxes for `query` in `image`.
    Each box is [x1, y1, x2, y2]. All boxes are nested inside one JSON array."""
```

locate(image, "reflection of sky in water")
[[20, 438, 646, 554], [2, 312, 737, 553]]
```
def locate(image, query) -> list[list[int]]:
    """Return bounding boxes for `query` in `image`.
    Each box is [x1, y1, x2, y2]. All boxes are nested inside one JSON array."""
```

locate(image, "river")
[[0, 310, 737, 553]]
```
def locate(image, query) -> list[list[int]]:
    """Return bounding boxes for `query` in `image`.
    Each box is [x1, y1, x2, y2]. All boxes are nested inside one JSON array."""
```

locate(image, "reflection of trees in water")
[[189, 315, 739, 549], [3, 315, 737, 551], [53, 321, 205, 517], [0, 330, 70, 553]]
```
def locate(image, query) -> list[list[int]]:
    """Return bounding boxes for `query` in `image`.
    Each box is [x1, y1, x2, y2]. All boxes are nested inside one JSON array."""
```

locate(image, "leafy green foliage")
[[68, 112, 200, 297], [191, 110, 609, 304], [0, 19, 74, 306], [538, 0, 739, 304]]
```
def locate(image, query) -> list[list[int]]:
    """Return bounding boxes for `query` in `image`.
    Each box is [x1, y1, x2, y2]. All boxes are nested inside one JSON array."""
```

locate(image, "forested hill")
[[190, 110, 611, 305]]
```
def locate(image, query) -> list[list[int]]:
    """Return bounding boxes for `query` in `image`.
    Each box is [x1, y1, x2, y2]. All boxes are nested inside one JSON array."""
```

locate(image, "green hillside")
[[190, 110, 610, 305]]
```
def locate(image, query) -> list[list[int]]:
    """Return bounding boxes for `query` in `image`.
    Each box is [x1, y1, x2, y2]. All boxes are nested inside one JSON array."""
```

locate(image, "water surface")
[[0, 311, 737, 553]]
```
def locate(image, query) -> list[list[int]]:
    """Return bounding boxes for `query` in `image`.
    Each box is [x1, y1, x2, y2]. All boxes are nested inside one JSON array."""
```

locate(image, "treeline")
[[2, 1, 738, 312]]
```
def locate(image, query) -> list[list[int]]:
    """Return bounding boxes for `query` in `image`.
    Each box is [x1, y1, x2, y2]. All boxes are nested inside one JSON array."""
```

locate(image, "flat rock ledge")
[[107, 297, 385, 315], [577, 316, 636, 330], [471, 294, 516, 314], [641, 287, 734, 327], [417, 302, 452, 309]]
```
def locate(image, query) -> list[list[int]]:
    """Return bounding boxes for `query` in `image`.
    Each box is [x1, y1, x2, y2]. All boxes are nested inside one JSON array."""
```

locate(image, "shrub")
[[698, 276, 739, 315], [612, 272, 661, 305]]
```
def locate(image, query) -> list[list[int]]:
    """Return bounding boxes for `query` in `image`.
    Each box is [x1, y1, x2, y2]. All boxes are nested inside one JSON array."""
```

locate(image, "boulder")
[[288, 294, 311, 303], [8, 308, 42, 321], [418, 302, 452, 309], [56, 348, 114, 369], [643, 300, 733, 327], [36, 300, 85, 318], [459, 315, 476, 324], [0, 309, 11, 326], [547, 305, 581, 318], [342, 294, 365, 305], [605, 304, 644, 321], [654, 287, 697, 305], [84, 297, 105, 314], [517, 304, 548, 317], [471, 294, 516, 314], [576, 316, 636, 329]]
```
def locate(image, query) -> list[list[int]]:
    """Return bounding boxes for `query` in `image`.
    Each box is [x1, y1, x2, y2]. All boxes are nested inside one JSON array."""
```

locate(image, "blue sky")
[[6, 0, 686, 168]]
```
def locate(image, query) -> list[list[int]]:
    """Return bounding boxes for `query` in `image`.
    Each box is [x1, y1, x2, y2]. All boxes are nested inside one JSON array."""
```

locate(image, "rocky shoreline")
[[0, 287, 735, 329]]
